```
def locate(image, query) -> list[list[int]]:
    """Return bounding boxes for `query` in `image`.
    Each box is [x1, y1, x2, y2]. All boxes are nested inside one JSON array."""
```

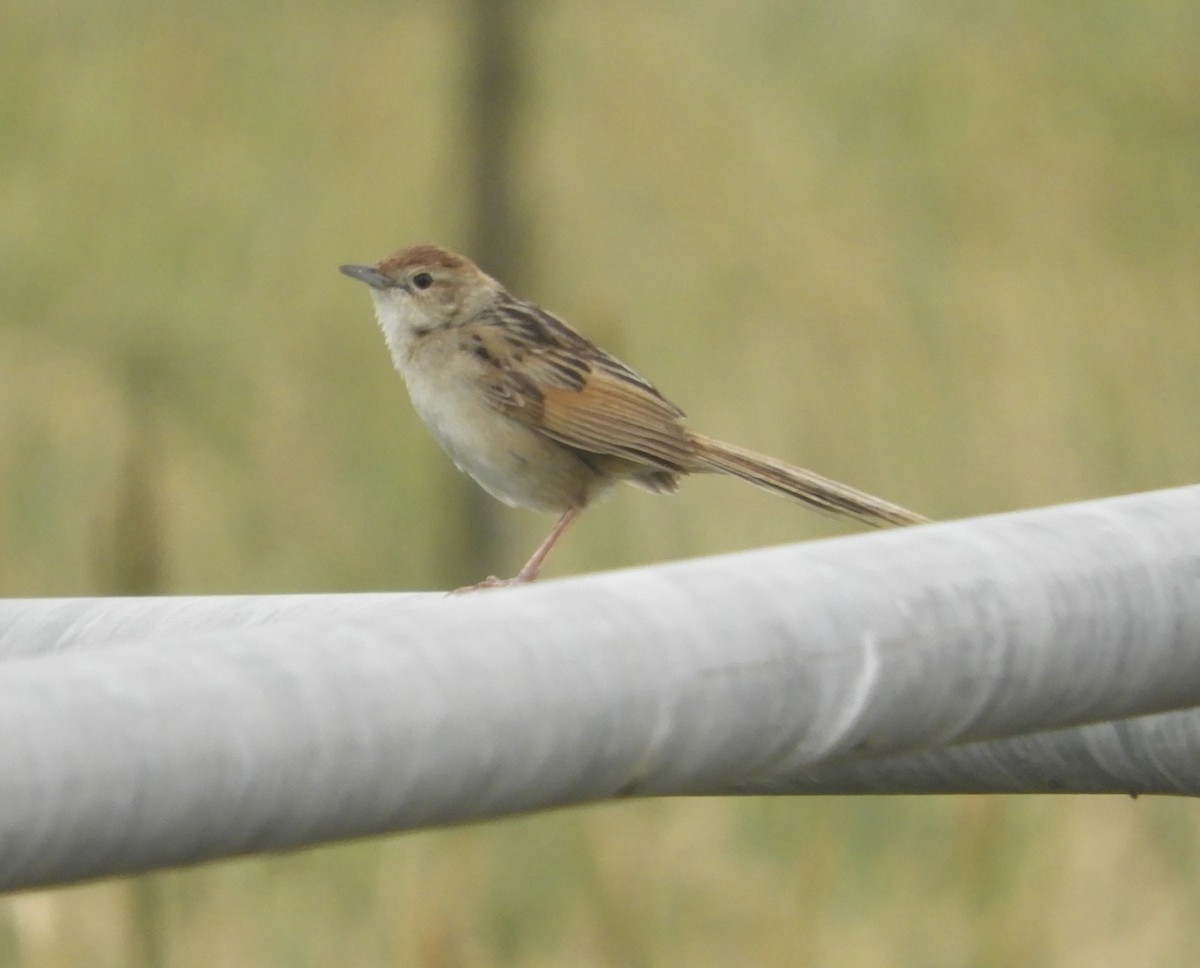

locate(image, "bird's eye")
[[412, 272, 434, 290]]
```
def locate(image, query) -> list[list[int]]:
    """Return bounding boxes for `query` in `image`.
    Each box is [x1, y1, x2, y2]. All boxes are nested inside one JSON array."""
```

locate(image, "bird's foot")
[[449, 574, 529, 594]]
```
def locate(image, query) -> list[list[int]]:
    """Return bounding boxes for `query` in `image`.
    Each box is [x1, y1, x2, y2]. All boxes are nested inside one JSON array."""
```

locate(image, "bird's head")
[[340, 244, 501, 348]]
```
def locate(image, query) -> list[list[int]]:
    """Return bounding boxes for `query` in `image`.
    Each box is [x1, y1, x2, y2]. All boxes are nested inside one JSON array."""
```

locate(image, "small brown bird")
[[340, 245, 927, 588]]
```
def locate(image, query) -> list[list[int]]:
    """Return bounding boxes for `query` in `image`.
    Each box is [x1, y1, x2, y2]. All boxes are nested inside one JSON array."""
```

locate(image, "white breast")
[[372, 298, 589, 512]]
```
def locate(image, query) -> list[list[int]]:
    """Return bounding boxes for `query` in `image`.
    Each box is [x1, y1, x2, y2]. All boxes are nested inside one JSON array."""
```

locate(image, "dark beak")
[[339, 264, 394, 290]]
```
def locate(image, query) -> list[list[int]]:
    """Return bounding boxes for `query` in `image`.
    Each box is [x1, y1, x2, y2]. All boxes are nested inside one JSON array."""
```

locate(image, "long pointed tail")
[[688, 433, 929, 528]]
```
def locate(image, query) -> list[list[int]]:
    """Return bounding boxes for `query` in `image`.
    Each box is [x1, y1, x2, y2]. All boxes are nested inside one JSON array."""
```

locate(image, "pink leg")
[[514, 507, 583, 583], [456, 507, 583, 592]]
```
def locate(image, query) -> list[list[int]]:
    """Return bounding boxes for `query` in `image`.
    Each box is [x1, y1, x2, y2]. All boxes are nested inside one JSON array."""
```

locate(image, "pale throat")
[[369, 294, 425, 365]]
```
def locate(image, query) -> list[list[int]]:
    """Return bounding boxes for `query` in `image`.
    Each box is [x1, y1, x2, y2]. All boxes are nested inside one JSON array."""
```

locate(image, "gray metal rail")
[[2, 485, 1199, 891]]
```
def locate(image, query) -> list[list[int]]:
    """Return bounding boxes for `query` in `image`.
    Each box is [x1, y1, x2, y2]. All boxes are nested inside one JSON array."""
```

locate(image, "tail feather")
[[688, 434, 928, 528]]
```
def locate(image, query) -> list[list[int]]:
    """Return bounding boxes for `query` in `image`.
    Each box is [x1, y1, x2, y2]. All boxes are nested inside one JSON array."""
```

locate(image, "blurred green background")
[[3, 0, 1199, 964]]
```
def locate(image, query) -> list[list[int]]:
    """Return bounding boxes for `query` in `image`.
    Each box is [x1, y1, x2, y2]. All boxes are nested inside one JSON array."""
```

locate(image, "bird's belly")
[[405, 370, 590, 512]]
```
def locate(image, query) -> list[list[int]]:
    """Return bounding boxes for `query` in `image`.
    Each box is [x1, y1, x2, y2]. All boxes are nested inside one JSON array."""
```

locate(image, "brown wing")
[[473, 295, 694, 472]]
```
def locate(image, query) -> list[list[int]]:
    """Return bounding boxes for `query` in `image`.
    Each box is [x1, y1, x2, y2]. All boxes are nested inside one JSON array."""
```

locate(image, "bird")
[[340, 244, 928, 589]]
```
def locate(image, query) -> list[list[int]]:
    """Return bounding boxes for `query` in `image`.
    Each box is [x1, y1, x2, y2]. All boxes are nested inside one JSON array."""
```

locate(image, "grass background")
[[2, 0, 1200, 964]]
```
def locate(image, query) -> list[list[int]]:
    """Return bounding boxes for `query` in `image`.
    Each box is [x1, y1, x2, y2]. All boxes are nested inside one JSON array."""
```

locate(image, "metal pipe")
[[2, 485, 1199, 890]]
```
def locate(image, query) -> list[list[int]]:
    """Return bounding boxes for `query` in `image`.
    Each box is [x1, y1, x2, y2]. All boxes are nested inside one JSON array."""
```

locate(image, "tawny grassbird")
[[340, 245, 927, 588]]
